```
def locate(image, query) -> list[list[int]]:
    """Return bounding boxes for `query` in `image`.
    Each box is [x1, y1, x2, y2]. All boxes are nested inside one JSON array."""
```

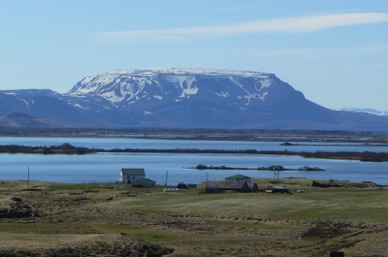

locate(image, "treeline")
[[1, 143, 388, 162]]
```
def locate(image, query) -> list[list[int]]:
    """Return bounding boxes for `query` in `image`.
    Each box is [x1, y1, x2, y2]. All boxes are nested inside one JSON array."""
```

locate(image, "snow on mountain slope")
[[2, 68, 388, 130], [66, 68, 295, 111], [341, 107, 388, 116]]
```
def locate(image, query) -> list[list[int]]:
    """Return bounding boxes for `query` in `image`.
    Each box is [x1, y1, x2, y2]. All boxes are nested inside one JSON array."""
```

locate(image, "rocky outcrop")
[[0, 196, 34, 218]]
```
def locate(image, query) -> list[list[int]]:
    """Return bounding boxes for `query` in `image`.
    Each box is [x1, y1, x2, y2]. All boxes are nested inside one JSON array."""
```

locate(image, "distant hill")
[[1, 68, 388, 131], [0, 112, 60, 128], [341, 107, 388, 116]]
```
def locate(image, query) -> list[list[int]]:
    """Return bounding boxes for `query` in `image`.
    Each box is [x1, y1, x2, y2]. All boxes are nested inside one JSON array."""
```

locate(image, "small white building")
[[119, 168, 145, 183]]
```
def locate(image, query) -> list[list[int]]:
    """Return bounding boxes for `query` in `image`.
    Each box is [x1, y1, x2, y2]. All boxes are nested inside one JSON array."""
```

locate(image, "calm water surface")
[[1, 136, 388, 152], [0, 137, 387, 185]]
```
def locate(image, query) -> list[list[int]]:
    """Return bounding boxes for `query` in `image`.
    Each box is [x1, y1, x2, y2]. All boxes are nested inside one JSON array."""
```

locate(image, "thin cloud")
[[97, 12, 388, 43], [219, 6, 259, 12], [261, 45, 388, 57]]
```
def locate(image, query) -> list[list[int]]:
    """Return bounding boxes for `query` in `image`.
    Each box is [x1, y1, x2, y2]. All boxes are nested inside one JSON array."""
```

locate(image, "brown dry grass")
[[0, 179, 387, 257]]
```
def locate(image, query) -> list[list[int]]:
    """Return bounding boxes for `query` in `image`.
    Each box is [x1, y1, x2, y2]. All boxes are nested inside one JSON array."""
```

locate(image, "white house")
[[119, 168, 145, 183]]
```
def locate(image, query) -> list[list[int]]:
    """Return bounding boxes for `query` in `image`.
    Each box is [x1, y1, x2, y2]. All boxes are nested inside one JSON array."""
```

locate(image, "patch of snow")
[[80, 76, 94, 84], [102, 105, 112, 110], [70, 95, 87, 98], [164, 75, 198, 98], [97, 68, 270, 79], [229, 76, 258, 104], [72, 103, 89, 110], [180, 86, 198, 98], [101, 91, 124, 103], [341, 107, 388, 116], [260, 79, 272, 89], [20, 99, 30, 109], [68, 68, 277, 107], [259, 92, 268, 101], [216, 91, 229, 97]]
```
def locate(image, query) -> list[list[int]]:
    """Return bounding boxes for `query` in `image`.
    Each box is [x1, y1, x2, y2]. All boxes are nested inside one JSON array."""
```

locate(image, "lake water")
[[0, 137, 387, 185]]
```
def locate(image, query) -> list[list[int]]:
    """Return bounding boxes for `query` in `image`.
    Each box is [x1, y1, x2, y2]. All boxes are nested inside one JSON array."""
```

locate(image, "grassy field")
[[79, 178, 388, 225], [0, 178, 387, 256]]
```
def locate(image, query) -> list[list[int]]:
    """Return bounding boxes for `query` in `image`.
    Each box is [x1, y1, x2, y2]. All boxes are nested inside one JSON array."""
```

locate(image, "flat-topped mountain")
[[1, 68, 387, 131]]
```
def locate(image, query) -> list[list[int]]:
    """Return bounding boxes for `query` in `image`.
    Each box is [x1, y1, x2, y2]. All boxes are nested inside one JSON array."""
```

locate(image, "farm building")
[[205, 181, 222, 193], [205, 181, 258, 193], [225, 174, 251, 183], [131, 178, 156, 188], [119, 168, 145, 183]]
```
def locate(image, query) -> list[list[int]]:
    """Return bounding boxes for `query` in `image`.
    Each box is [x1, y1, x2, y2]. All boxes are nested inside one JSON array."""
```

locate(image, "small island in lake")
[[192, 164, 325, 171]]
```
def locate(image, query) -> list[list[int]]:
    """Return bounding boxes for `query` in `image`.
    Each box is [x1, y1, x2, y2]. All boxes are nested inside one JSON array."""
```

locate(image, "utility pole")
[[273, 170, 280, 184], [27, 166, 30, 189]]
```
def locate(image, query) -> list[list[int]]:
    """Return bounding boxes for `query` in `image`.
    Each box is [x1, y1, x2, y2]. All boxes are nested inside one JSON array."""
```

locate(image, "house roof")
[[221, 181, 248, 190], [225, 174, 251, 180], [206, 181, 258, 193], [121, 168, 145, 176], [131, 178, 156, 184]]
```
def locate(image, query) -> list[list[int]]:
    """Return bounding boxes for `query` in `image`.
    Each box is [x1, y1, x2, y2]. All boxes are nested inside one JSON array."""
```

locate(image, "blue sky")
[[1, 0, 387, 110]]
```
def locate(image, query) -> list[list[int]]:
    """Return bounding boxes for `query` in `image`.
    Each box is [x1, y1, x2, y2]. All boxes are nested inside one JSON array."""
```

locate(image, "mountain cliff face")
[[1, 68, 388, 131]]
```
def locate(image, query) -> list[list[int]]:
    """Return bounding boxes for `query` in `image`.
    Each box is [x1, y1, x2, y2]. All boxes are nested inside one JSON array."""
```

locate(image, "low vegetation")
[[1, 127, 388, 144], [2, 143, 388, 162], [0, 143, 94, 154], [0, 178, 387, 256]]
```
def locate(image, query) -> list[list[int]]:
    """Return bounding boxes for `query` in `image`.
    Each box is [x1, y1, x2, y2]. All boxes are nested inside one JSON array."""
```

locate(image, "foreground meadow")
[[0, 178, 387, 257]]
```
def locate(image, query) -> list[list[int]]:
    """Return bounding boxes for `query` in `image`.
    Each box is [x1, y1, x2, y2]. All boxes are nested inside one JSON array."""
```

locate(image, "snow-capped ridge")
[[66, 68, 278, 108], [2, 69, 388, 131], [94, 68, 270, 77]]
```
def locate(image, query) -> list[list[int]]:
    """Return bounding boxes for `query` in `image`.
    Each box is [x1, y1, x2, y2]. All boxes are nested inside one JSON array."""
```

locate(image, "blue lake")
[[0, 137, 387, 185]]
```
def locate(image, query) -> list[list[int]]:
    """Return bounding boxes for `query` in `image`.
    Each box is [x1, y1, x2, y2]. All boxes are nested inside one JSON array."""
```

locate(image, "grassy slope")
[[1, 179, 387, 256], [2, 178, 388, 224], [90, 180, 388, 225]]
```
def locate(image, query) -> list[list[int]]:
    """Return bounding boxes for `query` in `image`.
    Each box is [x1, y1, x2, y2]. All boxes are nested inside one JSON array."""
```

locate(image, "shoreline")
[[1, 143, 388, 162]]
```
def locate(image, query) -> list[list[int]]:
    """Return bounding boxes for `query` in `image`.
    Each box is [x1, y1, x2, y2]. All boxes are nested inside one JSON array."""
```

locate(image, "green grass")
[[93, 224, 143, 233], [47, 182, 117, 191], [134, 232, 179, 242], [208, 220, 292, 230], [92, 224, 179, 242], [0, 222, 98, 234], [90, 182, 388, 225], [3, 179, 387, 226], [0, 222, 178, 243], [0, 233, 88, 245]]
